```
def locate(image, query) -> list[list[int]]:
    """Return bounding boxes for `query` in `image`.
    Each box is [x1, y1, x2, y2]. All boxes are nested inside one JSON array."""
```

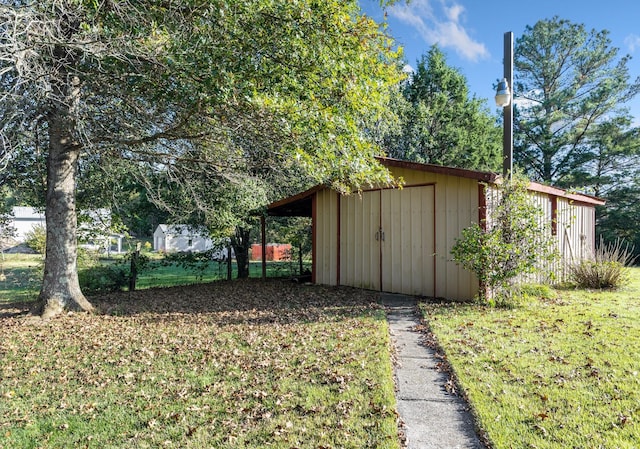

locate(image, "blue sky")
[[359, 0, 640, 122]]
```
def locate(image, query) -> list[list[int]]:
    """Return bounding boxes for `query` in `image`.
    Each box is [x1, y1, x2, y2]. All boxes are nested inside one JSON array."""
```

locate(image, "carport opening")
[[260, 187, 318, 282]]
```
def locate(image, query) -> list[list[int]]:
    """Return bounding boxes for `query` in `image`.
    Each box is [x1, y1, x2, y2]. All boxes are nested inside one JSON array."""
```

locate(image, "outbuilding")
[[7, 207, 123, 254], [266, 158, 604, 301], [11, 206, 45, 241], [153, 224, 214, 253]]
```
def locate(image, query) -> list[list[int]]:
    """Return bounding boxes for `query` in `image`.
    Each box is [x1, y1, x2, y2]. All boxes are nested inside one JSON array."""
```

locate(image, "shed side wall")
[[556, 198, 596, 280], [484, 185, 597, 284], [315, 189, 339, 286]]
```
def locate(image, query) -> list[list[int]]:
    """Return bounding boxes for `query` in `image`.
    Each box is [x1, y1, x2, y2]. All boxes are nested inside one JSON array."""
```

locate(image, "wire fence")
[[1, 254, 312, 303], [133, 259, 311, 290]]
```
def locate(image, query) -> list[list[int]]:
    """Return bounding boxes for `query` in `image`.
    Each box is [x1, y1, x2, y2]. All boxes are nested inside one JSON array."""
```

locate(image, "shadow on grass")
[[1, 278, 384, 326], [0, 301, 33, 319], [98, 278, 383, 325]]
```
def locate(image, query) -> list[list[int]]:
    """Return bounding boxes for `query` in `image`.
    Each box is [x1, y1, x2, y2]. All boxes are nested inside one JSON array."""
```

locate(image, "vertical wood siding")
[[393, 168, 480, 300], [319, 168, 482, 300], [555, 198, 596, 280], [381, 186, 436, 296], [484, 185, 597, 284], [339, 190, 381, 290], [311, 165, 596, 300], [315, 189, 339, 286]]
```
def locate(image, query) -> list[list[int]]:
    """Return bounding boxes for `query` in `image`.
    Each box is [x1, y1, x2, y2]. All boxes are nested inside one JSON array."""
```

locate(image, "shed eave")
[[527, 181, 605, 206], [376, 157, 498, 183], [267, 185, 325, 217], [267, 159, 605, 215]]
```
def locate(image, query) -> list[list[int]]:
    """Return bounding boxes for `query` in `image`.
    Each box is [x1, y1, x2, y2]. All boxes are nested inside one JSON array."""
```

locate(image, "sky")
[[359, 0, 640, 122]]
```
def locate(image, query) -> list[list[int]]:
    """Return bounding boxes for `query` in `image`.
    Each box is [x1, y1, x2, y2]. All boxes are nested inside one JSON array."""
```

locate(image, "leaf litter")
[[0, 279, 401, 449]]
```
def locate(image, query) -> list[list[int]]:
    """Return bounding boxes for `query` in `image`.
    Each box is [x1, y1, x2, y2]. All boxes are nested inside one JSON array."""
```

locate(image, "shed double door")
[[340, 186, 435, 296]]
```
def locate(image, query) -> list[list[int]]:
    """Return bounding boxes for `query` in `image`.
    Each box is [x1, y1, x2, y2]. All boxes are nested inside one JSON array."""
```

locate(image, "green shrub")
[[451, 175, 557, 307], [518, 283, 557, 302], [568, 237, 636, 289], [24, 224, 46, 254], [78, 264, 128, 295], [77, 247, 100, 268]]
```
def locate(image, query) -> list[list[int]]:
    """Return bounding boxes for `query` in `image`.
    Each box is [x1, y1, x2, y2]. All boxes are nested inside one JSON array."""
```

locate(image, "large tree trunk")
[[232, 227, 251, 279], [31, 70, 93, 318]]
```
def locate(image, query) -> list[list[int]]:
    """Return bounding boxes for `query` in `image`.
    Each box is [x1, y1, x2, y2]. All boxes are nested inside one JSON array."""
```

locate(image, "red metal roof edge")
[[266, 184, 325, 211], [378, 157, 605, 206], [376, 156, 499, 183], [527, 181, 606, 206], [267, 158, 605, 212]]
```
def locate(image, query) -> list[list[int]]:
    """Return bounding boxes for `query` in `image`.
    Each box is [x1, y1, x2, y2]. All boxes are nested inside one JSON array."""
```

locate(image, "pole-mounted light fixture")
[[495, 78, 511, 107], [498, 32, 513, 178]]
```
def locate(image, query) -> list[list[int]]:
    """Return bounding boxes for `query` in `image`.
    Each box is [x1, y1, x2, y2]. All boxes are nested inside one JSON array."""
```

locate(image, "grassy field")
[[134, 258, 307, 290], [422, 267, 640, 449], [4, 253, 640, 448], [0, 253, 310, 303], [0, 254, 43, 303], [0, 280, 400, 449]]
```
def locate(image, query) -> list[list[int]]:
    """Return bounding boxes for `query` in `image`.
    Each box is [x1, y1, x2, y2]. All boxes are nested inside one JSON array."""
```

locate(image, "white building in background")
[[11, 207, 45, 241], [77, 209, 124, 254], [153, 224, 233, 258], [153, 224, 214, 253], [8, 206, 123, 254]]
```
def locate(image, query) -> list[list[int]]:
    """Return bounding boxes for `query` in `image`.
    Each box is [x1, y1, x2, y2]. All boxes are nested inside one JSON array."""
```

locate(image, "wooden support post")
[[129, 241, 141, 291], [227, 241, 232, 280], [261, 215, 267, 280]]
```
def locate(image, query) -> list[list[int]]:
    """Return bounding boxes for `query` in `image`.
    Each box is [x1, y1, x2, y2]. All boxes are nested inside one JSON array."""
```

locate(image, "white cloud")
[[625, 34, 640, 53], [444, 4, 464, 22], [402, 63, 415, 74], [388, 0, 489, 62]]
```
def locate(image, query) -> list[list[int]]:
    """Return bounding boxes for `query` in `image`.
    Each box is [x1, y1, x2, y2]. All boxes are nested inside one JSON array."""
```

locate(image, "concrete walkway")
[[382, 293, 485, 449]]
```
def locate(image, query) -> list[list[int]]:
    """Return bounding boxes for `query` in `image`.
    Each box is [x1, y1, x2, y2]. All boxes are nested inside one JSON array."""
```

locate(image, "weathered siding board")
[[476, 184, 601, 285], [381, 186, 435, 296], [455, 177, 477, 299], [528, 192, 555, 284], [315, 189, 338, 286], [444, 176, 459, 299], [376, 166, 480, 300], [440, 176, 480, 300], [557, 199, 596, 262]]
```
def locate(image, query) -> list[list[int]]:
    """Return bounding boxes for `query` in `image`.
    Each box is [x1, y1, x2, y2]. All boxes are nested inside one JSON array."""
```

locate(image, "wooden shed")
[[266, 158, 604, 301]]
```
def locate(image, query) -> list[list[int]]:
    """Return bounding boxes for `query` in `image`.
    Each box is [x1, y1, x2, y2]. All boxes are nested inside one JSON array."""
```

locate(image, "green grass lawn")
[[0, 280, 400, 449], [422, 267, 640, 449], [5, 253, 640, 448], [134, 259, 307, 290], [0, 253, 310, 303], [0, 254, 43, 303]]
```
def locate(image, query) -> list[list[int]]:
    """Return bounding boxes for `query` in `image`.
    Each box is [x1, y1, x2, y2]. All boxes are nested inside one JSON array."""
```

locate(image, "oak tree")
[[0, 0, 402, 317]]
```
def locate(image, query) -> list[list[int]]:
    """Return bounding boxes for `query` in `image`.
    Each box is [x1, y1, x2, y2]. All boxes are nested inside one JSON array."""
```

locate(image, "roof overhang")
[[527, 182, 605, 206], [377, 157, 498, 183], [266, 158, 605, 216], [266, 185, 325, 217]]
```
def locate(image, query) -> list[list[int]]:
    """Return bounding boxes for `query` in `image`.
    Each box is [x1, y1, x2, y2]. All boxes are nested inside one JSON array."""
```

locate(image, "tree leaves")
[[514, 17, 640, 187], [451, 175, 557, 304], [1, 0, 405, 312], [380, 46, 501, 171]]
